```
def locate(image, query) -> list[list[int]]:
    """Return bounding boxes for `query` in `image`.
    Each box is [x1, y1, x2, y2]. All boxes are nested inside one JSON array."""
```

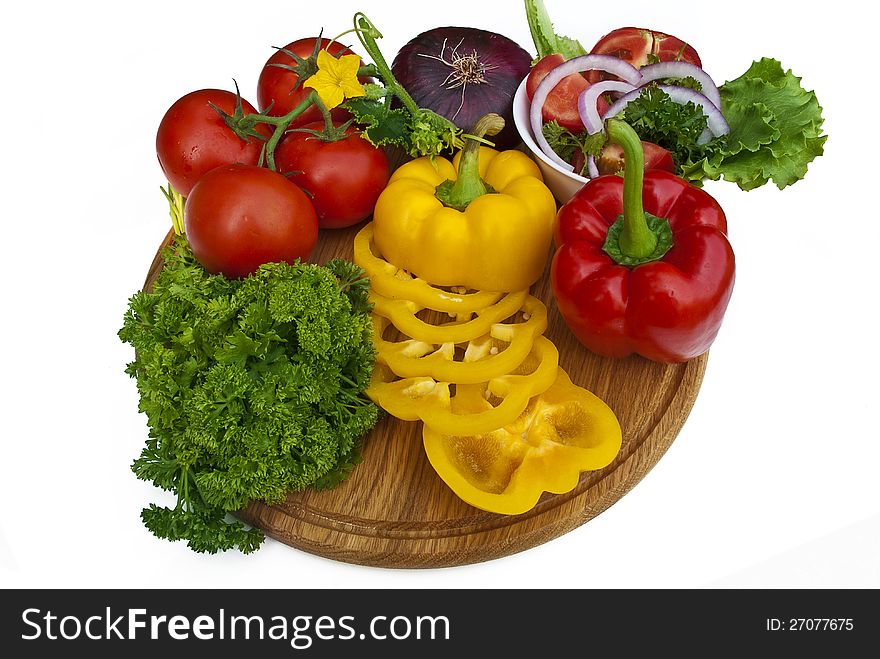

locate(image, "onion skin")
[[392, 27, 532, 149]]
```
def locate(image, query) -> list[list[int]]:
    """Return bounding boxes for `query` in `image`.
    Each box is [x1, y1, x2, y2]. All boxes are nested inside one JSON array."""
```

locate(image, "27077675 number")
[[766, 618, 854, 631]]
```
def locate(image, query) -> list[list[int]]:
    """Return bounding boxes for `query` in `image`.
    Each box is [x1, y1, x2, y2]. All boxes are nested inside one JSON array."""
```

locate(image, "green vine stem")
[[224, 90, 337, 171], [352, 13, 421, 116]]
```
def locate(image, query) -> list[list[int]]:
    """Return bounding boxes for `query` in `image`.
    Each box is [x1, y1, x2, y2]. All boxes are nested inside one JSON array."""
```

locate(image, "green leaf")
[[524, 0, 586, 59], [716, 58, 826, 190], [344, 97, 410, 150]]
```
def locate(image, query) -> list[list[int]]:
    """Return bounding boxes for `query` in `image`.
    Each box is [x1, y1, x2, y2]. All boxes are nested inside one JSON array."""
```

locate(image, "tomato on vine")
[[275, 121, 390, 229], [156, 89, 269, 196], [257, 38, 367, 129]]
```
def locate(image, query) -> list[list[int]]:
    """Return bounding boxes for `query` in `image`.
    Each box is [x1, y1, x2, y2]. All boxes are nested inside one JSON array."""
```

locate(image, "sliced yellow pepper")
[[373, 296, 547, 384], [423, 368, 623, 515], [366, 336, 559, 435], [353, 223, 504, 314], [370, 289, 529, 345], [371, 114, 557, 293]]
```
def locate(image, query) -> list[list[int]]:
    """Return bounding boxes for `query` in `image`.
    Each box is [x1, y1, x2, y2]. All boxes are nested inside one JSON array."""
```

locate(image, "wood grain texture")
[[145, 225, 706, 569]]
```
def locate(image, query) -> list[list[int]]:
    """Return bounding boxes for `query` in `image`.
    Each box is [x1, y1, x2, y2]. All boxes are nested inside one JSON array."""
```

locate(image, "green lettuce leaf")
[[716, 58, 827, 190]]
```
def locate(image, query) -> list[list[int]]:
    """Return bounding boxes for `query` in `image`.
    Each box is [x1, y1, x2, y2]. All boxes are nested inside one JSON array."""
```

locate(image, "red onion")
[[577, 81, 636, 180], [530, 54, 643, 170], [637, 61, 722, 109], [391, 27, 532, 149], [604, 84, 730, 144], [578, 80, 637, 134]]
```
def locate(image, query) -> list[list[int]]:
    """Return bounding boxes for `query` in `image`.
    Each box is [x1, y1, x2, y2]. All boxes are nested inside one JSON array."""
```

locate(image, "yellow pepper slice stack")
[[354, 114, 622, 515]]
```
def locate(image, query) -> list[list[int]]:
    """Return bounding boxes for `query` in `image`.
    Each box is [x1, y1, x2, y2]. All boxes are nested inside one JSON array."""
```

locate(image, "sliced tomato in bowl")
[[597, 141, 675, 175], [568, 141, 674, 178], [587, 27, 701, 83], [526, 54, 612, 134]]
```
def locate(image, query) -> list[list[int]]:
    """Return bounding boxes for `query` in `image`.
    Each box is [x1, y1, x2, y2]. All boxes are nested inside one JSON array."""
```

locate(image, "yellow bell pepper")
[[423, 368, 623, 515], [371, 114, 557, 293], [373, 295, 547, 384], [366, 336, 559, 435]]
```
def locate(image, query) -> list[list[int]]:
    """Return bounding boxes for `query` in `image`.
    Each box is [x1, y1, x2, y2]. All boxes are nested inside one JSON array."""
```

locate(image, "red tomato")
[[275, 122, 390, 229], [587, 27, 701, 83], [257, 38, 365, 128], [526, 54, 590, 133], [597, 141, 675, 175], [526, 54, 612, 134], [184, 164, 318, 278], [156, 89, 269, 196]]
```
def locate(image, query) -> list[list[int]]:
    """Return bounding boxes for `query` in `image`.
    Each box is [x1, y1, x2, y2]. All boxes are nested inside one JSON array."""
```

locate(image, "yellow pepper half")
[[423, 368, 623, 515], [371, 114, 557, 293]]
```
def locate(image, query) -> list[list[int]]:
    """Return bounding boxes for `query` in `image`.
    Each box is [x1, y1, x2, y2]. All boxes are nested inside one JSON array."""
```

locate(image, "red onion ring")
[[637, 61, 722, 109], [529, 54, 643, 170], [577, 80, 636, 135]]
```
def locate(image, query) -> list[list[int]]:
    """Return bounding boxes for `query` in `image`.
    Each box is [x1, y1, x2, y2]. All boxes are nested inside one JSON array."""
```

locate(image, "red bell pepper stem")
[[606, 119, 658, 259]]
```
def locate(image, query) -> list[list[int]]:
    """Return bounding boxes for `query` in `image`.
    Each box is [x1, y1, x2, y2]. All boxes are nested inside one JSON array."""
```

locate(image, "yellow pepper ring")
[[373, 296, 548, 384], [366, 336, 559, 436], [370, 289, 529, 345], [354, 223, 504, 314], [422, 367, 623, 516]]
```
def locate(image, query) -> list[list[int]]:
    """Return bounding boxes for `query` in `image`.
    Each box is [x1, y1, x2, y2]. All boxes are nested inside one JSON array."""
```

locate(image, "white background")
[[1, 0, 877, 589]]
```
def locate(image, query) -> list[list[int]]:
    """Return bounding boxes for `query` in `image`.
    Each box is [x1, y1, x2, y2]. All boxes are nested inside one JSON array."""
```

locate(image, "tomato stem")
[[230, 91, 336, 171]]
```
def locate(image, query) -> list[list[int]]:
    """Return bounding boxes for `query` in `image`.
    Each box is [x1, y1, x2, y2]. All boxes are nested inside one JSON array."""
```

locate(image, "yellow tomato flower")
[[304, 49, 365, 110]]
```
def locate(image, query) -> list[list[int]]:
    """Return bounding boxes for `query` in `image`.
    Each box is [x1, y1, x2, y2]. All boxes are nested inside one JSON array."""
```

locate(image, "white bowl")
[[512, 78, 589, 205]]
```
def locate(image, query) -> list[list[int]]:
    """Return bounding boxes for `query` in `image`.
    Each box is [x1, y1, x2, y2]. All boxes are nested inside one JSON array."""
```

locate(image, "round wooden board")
[[145, 225, 706, 569]]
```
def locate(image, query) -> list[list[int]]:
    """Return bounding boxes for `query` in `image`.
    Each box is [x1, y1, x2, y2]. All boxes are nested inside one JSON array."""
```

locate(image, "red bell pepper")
[[551, 119, 735, 363]]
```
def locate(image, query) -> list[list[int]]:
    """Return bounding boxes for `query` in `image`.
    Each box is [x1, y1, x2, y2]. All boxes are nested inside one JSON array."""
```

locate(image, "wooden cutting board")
[[145, 224, 706, 568]]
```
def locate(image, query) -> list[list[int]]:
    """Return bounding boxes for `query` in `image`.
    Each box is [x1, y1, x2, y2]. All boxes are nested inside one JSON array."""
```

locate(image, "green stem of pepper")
[[601, 120, 675, 267], [434, 114, 504, 211], [607, 119, 655, 258]]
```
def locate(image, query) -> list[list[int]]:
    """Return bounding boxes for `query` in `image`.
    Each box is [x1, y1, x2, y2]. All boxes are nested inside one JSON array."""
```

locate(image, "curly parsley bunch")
[[119, 238, 380, 554]]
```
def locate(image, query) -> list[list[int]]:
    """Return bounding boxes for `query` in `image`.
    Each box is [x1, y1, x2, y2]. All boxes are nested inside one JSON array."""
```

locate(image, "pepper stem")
[[435, 114, 504, 211], [601, 120, 675, 267], [606, 119, 656, 258]]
